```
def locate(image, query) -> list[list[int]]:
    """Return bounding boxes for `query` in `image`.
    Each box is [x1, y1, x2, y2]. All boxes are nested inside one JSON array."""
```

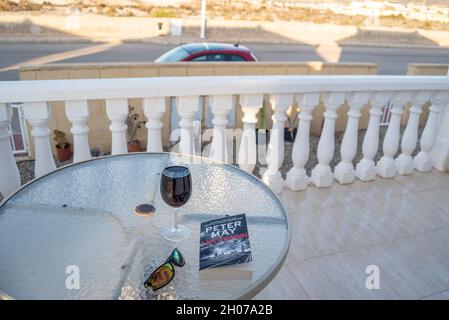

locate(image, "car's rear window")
[[154, 47, 190, 62]]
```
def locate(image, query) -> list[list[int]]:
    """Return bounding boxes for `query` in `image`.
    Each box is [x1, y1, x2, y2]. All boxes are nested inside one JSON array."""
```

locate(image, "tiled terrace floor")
[[254, 170, 449, 300]]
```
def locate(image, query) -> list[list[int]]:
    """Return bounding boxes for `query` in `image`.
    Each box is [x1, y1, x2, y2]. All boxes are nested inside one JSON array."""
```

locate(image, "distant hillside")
[[272, 0, 448, 4], [1, 0, 448, 31], [1, 0, 448, 9], [2, 0, 191, 5]]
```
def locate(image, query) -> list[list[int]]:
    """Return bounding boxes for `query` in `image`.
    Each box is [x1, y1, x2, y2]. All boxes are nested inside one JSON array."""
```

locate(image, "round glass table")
[[0, 153, 290, 300]]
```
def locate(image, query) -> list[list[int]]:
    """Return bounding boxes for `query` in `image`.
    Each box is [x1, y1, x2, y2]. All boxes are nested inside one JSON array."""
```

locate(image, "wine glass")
[[160, 165, 192, 241]]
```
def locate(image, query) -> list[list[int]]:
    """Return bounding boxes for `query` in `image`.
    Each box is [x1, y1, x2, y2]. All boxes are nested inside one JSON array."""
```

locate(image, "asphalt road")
[[1, 42, 449, 80]]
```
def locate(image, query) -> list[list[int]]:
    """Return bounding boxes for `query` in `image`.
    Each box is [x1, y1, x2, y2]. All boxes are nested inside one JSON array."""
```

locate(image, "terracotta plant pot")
[[127, 140, 142, 153], [56, 143, 72, 161]]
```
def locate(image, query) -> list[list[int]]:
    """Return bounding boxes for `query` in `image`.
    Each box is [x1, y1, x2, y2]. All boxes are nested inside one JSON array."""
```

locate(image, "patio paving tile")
[[414, 186, 449, 217], [260, 170, 449, 300], [329, 177, 409, 204], [286, 203, 385, 263], [413, 226, 449, 266], [283, 229, 449, 300], [280, 186, 345, 213], [355, 234, 449, 299], [356, 190, 449, 238], [394, 170, 449, 193], [287, 250, 401, 299], [423, 290, 449, 300], [253, 264, 310, 300]]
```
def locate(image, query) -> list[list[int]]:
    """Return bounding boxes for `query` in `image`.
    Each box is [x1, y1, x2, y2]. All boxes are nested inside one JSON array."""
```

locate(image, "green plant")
[[53, 129, 69, 149], [258, 107, 265, 129], [126, 106, 146, 142], [150, 8, 177, 18]]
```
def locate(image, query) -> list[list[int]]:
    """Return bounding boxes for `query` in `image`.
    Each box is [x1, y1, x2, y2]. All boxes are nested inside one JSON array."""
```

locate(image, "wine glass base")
[[162, 225, 190, 242]]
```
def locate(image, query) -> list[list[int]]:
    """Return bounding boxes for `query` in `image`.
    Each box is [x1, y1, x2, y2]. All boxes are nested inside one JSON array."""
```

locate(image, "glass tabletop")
[[0, 153, 290, 300]]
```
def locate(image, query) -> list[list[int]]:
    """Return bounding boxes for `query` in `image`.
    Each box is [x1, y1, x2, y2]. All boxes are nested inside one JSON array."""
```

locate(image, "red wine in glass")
[[160, 165, 191, 241]]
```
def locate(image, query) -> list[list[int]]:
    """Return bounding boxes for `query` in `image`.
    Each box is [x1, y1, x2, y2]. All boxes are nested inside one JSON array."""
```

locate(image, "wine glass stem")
[[174, 207, 180, 230]]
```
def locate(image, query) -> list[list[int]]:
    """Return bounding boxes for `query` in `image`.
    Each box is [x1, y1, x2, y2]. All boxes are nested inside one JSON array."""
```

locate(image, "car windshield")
[[154, 46, 190, 62]]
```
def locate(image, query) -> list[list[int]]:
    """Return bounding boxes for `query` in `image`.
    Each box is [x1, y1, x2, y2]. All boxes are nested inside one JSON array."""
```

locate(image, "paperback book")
[[199, 213, 252, 279]]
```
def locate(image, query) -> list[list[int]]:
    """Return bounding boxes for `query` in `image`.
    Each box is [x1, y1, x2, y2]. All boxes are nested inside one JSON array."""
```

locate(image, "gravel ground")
[[15, 158, 72, 185], [256, 126, 422, 178], [1, 126, 423, 202], [0, 158, 72, 202]]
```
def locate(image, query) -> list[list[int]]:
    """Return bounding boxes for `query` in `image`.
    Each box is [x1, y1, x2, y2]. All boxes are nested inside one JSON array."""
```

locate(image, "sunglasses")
[[144, 248, 185, 291]]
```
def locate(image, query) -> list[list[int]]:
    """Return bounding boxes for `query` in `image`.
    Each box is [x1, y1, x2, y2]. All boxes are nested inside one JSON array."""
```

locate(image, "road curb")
[[0, 37, 448, 50]]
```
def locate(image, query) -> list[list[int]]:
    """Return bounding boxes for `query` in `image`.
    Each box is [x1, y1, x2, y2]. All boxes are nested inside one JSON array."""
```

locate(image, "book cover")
[[199, 214, 252, 271]]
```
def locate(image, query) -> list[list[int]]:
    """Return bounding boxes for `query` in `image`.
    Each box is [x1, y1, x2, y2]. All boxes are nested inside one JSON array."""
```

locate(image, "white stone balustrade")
[[415, 92, 448, 172], [429, 91, 449, 172], [23, 102, 56, 178], [334, 92, 370, 184], [0, 103, 20, 198], [262, 94, 293, 193], [395, 91, 431, 175], [238, 94, 263, 174], [176, 96, 199, 156], [0, 75, 448, 197], [355, 92, 391, 182], [377, 91, 412, 178], [106, 99, 128, 155], [210, 95, 233, 163], [311, 92, 346, 188], [65, 100, 91, 163], [286, 93, 320, 191], [144, 97, 165, 153]]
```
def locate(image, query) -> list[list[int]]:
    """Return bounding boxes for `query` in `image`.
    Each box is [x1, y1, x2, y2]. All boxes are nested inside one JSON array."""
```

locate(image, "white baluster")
[[285, 93, 320, 191], [262, 94, 293, 194], [143, 97, 166, 153], [334, 92, 369, 184], [176, 96, 199, 156], [106, 99, 128, 155], [395, 91, 431, 175], [238, 94, 263, 173], [209, 95, 233, 163], [429, 91, 449, 171], [311, 92, 345, 188], [0, 103, 20, 198], [23, 102, 56, 178], [376, 91, 412, 178], [65, 100, 91, 163], [414, 92, 446, 172], [355, 92, 391, 181]]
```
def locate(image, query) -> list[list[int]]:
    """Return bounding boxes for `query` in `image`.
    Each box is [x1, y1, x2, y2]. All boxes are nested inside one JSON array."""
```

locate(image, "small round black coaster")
[[134, 204, 156, 217]]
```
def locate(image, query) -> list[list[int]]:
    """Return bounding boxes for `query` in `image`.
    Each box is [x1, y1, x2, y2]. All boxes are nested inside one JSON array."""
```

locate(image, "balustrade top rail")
[[0, 75, 449, 103]]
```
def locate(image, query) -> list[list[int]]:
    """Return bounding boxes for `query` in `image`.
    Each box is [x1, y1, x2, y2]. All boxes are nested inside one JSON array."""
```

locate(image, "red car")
[[154, 42, 258, 62]]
